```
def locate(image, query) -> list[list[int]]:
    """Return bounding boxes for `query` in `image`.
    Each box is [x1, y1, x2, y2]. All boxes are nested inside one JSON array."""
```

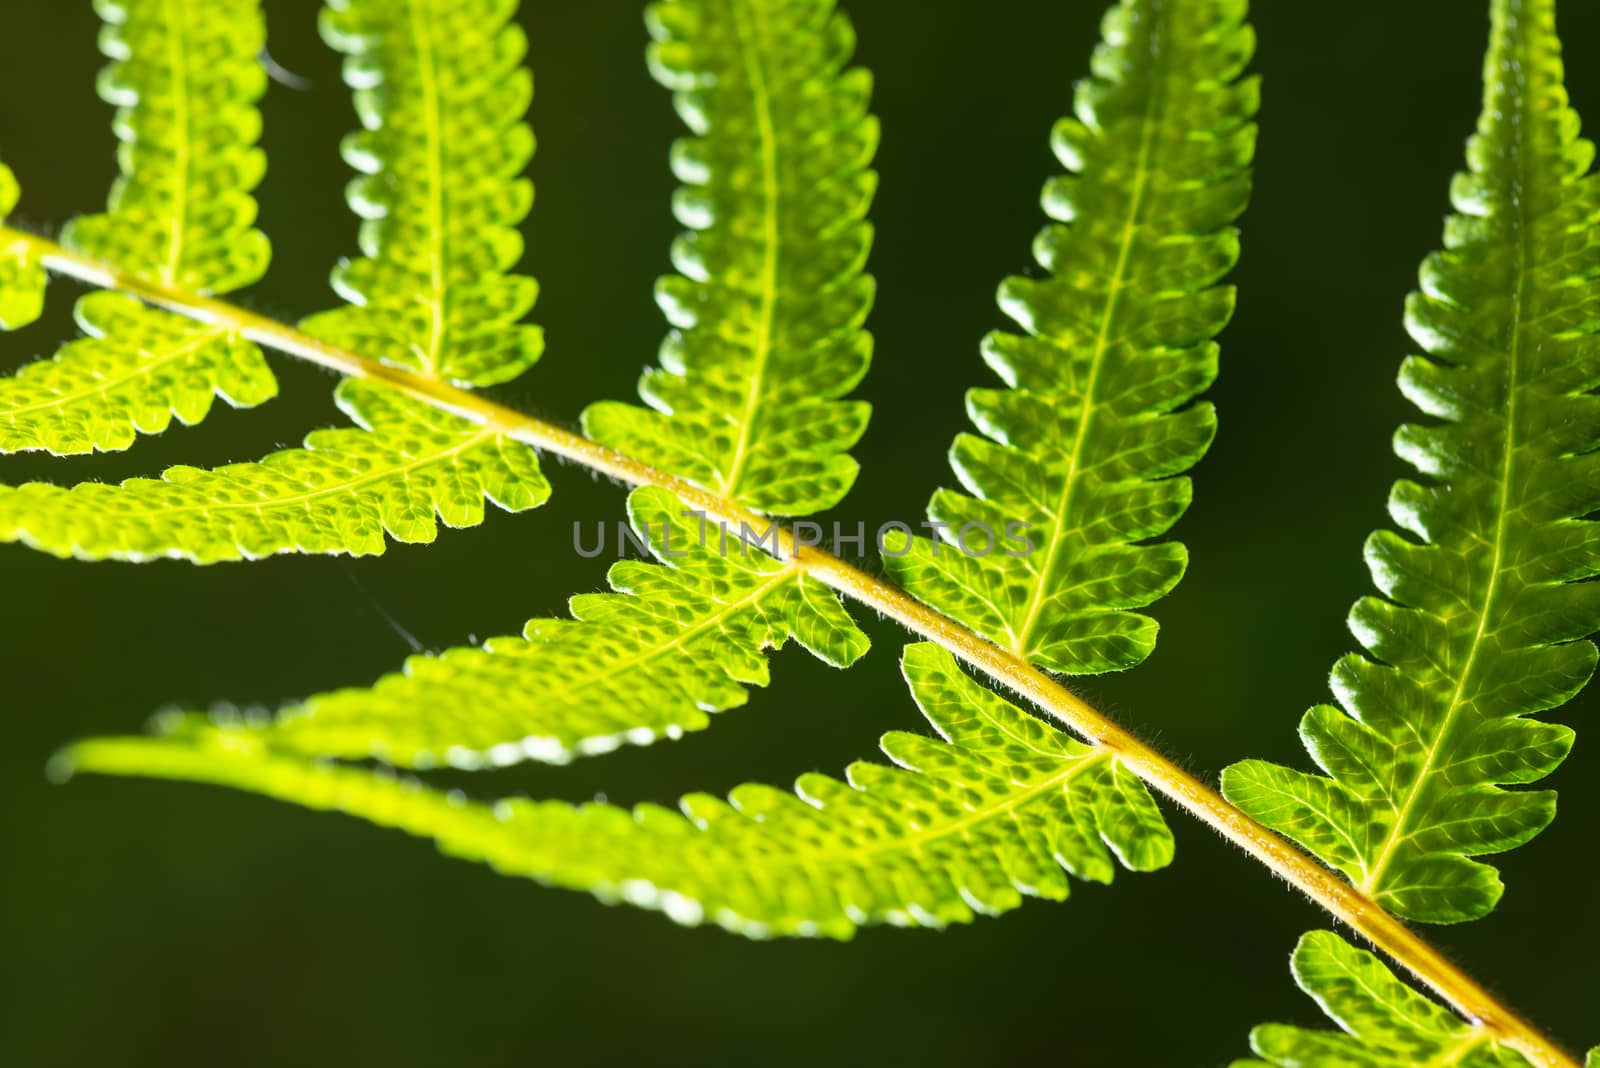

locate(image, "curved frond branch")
[[1224, 0, 1600, 925], [582, 0, 877, 516], [1237, 932, 1537, 1068], [61, 644, 1171, 938], [305, 0, 543, 387], [2, 0, 1578, 1059], [173, 486, 867, 766], [4, 219, 1579, 1068], [883, 0, 1257, 674]]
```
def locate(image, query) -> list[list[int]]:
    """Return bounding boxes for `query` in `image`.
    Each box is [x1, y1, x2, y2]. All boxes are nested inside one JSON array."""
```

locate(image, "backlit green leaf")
[[0, 380, 547, 563], [1238, 931, 1533, 1067], [157, 486, 867, 767], [582, 0, 877, 516], [883, 0, 1257, 674], [1224, 0, 1600, 924], [63, 0, 270, 293], [62, 643, 1172, 937], [303, 0, 543, 387], [0, 293, 275, 455]]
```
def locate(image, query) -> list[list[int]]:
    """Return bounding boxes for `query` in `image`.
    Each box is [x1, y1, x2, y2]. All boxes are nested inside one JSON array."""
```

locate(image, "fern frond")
[[1223, 0, 1600, 924], [138, 486, 867, 765], [1234, 932, 1534, 1068], [881, 0, 1257, 674], [0, 380, 546, 563], [0, 0, 276, 452], [62, 644, 1172, 936], [301, 0, 542, 387], [0, 293, 275, 455], [62, 0, 271, 293], [0, 164, 47, 330], [581, 0, 877, 516]]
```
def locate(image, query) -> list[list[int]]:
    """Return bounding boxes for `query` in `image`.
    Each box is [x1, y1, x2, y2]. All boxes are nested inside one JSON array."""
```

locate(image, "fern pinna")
[[72, 643, 1173, 935], [884, 0, 1255, 676], [1224, 0, 1600, 924], [0, 0, 1595, 1066], [582, 0, 877, 515], [1225, 0, 1600, 1063]]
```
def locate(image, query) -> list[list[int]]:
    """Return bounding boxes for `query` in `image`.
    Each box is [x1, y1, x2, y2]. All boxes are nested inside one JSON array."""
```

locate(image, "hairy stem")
[[3, 224, 1579, 1068]]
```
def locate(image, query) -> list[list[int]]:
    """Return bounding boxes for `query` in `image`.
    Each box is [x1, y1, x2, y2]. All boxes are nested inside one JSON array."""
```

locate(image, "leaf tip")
[[44, 747, 79, 785]]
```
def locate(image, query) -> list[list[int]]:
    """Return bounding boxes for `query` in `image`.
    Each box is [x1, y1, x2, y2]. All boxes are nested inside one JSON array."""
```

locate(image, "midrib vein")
[[1421, 1032, 1493, 1068], [1010, 6, 1166, 654], [89, 430, 495, 520], [524, 570, 794, 710], [0, 325, 228, 418], [1337, 957, 1492, 1067], [407, 0, 449, 376], [298, 567, 800, 742], [750, 750, 1109, 867], [1360, 35, 1532, 896], [716, 0, 780, 501], [159, 0, 191, 286]]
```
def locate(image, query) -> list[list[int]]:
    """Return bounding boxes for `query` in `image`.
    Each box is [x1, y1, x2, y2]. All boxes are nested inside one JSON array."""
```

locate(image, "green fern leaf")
[[1236, 931, 1533, 1067], [0, 293, 276, 455], [0, 0, 277, 451], [1223, 0, 1600, 924], [141, 486, 866, 765], [61, 643, 1172, 936], [0, 380, 546, 563], [0, 164, 47, 330], [301, 0, 543, 387], [581, 0, 877, 516], [62, 0, 271, 293], [880, 0, 1257, 674]]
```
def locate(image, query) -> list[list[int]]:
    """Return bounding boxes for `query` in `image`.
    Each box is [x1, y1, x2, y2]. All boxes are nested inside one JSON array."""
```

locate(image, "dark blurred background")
[[0, 1, 1595, 1065]]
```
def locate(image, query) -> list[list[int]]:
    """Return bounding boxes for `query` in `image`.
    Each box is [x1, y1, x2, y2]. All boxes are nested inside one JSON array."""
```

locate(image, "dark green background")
[[1, 1, 1595, 1064]]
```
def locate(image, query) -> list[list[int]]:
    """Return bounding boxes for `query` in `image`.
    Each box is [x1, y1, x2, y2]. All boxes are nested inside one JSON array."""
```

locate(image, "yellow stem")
[[4, 224, 1579, 1068]]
